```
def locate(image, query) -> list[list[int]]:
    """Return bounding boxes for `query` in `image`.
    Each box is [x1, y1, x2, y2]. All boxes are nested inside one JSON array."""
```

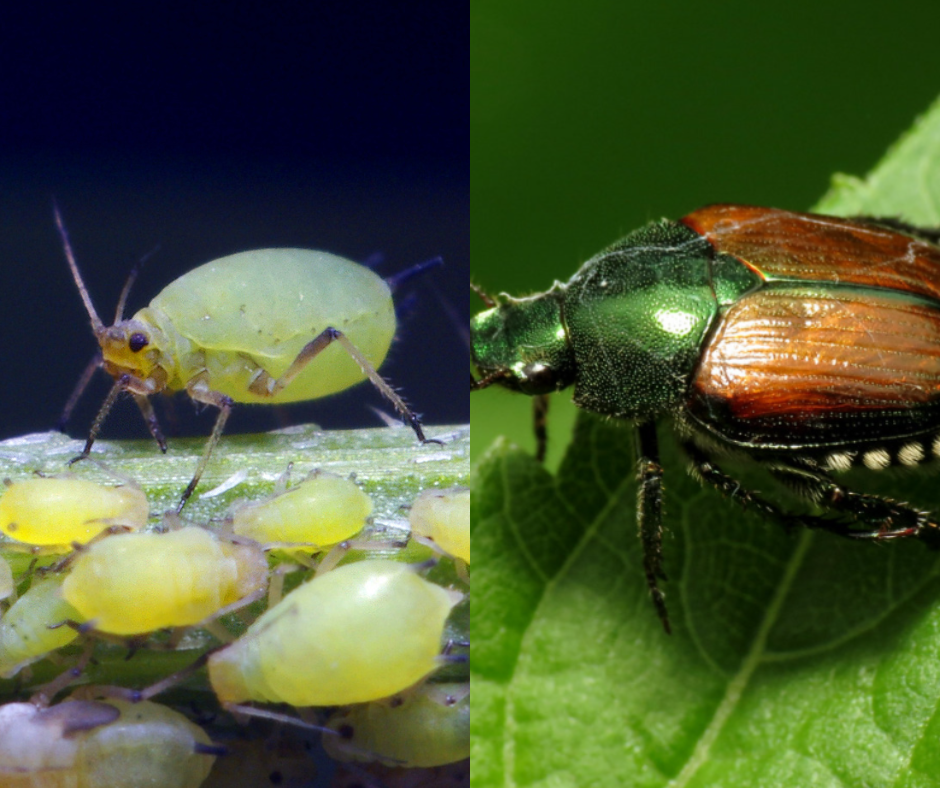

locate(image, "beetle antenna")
[[113, 244, 160, 323], [471, 282, 498, 308], [385, 256, 443, 292], [54, 202, 105, 335], [470, 370, 509, 391]]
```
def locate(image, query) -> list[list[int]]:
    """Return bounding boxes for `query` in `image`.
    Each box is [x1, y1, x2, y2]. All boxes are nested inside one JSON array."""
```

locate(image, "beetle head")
[[471, 287, 576, 396]]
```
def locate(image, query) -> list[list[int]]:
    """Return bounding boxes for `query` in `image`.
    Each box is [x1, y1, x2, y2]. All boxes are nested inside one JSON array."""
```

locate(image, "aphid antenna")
[[53, 202, 105, 336], [113, 244, 160, 323], [385, 256, 444, 293]]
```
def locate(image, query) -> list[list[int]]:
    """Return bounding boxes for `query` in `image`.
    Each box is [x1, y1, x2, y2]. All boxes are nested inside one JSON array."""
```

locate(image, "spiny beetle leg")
[[635, 422, 670, 634], [768, 464, 940, 544], [532, 395, 549, 463], [683, 442, 806, 532]]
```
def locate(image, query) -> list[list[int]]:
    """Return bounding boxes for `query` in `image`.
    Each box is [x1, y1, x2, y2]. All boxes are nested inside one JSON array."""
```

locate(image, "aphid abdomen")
[[208, 560, 461, 706], [409, 487, 470, 563], [324, 682, 470, 767], [0, 477, 149, 548], [0, 576, 83, 678], [149, 250, 397, 403], [61, 529, 267, 635], [0, 699, 216, 788], [232, 471, 372, 546]]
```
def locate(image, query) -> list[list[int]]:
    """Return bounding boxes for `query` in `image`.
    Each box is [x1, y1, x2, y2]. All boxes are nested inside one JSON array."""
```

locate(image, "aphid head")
[[470, 286, 576, 396], [97, 319, 169, 391]]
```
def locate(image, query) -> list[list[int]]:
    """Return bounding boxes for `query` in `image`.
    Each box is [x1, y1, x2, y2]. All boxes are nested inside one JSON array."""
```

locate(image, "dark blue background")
[[0, 6, 468, 441]]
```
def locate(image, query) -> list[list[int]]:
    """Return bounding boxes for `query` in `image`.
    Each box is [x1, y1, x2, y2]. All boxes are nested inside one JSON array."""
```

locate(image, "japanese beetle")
[[471, 204, 940, 632]]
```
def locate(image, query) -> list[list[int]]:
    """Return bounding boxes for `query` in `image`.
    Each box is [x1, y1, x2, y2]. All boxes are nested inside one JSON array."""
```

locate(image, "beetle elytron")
[[471, 205, 940, 632]]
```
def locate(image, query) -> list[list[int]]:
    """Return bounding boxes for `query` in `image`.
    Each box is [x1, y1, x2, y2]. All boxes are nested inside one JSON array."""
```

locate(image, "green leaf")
[[471, 97, 940, 787]]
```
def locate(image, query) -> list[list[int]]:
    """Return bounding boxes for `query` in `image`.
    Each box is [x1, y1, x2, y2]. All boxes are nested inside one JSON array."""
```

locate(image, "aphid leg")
[[222, 703, 336, 735], [267, 563, 303, 607], [57, 352, 102, 431], [118, 650, 216, 703], [132, 394, 167, 453], [533, 394, 549, 463], [177, 380, 234, 511], [635, 422, 670, 634], [29, 640, 95, 706], [247, 326, 438, 444], [274, 462, 294, 495], [69, 376, 127, 464]]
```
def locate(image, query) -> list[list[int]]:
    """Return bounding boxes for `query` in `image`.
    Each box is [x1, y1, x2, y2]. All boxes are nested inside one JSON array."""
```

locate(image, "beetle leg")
[[178, 377, 234, 511], [683, 442, 805, 531], [767, 464, 940, 545], [246, 326, 437, 444], [533, 395, 549, 463], [635, 422, 670, 634]]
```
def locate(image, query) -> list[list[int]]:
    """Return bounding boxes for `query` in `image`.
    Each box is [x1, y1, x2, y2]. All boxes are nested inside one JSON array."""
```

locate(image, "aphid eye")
[[128, 332, 149, 353]]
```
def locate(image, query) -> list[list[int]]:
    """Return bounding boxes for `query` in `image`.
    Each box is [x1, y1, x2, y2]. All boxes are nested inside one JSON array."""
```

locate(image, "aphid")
[[324, 682, 470, 768], [60, 527, 268, 635], [0, 477, 148, 549], [0, 698, 218, 787], [471, 205, 940, 632], [207, 559, 462, 706], [0, 575, 83, 678], [56, 207, 437, 509], [0, 554, 13, 602], [231, 469, 372, 549], [409, 487, 470, 564]]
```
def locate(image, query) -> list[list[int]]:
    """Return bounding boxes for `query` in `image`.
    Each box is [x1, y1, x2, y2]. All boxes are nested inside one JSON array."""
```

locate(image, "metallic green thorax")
[[471, 220, 762, 419]]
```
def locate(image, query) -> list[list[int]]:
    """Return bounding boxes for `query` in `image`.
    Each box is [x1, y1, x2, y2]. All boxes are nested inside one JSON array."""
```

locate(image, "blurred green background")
[[471, 2, 940, 466]]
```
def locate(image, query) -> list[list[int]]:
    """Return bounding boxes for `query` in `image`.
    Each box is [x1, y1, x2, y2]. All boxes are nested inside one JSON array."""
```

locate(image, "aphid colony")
[[0, 471, 470, 784]]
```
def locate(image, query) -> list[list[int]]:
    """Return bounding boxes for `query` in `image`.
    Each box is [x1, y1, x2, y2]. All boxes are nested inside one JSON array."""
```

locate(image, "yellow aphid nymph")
[[325, 682, 470, 768], [0, 699, 218, 788], [409, 487, 470, 564], [0, 477, 148, 549], [61, 527, 267, 635], [208, 559, 461, 706], [56, 207, 438, 509], [232, 470, 372, 548]]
